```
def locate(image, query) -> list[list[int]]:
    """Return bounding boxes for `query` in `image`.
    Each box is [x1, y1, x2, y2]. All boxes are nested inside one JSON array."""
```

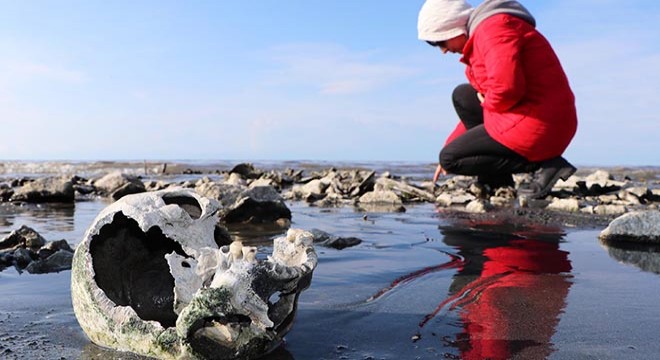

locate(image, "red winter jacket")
[[445, 14, 577, 162]]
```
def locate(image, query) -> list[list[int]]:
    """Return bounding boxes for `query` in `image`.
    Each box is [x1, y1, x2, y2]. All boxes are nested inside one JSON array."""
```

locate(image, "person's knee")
[[439, 147, 458, 173], [452, 83, 476, 107]]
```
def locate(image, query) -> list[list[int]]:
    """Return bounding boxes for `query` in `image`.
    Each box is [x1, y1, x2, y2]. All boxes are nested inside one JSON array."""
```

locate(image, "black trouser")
[[439, 84, 538, 186]]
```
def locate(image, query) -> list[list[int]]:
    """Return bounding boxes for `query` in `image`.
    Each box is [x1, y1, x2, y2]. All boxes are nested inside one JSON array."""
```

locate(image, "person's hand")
[[477, 92, 485, 103], [433, 164, 447, 183]]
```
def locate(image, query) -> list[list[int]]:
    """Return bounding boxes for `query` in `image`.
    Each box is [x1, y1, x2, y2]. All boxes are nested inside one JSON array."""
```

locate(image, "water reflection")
[[600, 239, 660, 274], [226, 222, 288, 246], [435, 222, 573, 360], [0, 203, 75, 236]]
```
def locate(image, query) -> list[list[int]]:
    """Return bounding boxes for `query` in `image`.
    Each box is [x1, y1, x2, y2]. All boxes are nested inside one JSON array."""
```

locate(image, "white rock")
[[359, 190, 402, 205], [225, 173, 247, 186], [464, 199, 493, 213], [594, 204, 627, 216], [248, 178, 275, 188], [435, 192, 475, 207], [598, 194, 619, 204], [291, 179, 329, 199], [547, 198, 580, 212], [599, 211, 660, 243]]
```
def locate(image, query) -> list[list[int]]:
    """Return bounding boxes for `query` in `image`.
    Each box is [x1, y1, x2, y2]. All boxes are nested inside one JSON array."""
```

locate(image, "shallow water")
[[1, 162, 660, 359]]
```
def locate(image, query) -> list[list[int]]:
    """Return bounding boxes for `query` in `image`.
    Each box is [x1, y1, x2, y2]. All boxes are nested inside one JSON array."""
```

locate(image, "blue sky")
[[1, 0, 658, 166]]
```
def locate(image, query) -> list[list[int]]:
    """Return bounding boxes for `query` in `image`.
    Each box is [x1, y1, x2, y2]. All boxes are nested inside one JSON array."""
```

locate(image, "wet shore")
[[1, 161, 659, 359]]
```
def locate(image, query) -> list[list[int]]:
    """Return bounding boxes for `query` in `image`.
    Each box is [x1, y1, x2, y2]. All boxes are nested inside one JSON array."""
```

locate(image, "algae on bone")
[[71, 188, 317, 359]]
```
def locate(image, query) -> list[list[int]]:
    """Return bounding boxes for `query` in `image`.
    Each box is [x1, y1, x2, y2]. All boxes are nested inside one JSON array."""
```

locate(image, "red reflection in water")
[[437, 228, 573, 360], [369, 222, 573, 359]]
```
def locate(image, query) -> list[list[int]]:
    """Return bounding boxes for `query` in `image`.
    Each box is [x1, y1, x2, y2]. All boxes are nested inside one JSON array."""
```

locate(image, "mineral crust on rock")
[[71, 188, 317, 359], [599, 210, 660, 243]]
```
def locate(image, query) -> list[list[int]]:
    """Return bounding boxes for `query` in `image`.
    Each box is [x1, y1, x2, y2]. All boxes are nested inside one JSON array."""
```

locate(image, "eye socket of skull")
[[90, 211, 189, 328]]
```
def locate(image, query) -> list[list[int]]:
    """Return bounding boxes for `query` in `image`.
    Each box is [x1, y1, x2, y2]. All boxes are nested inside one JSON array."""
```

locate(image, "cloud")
[[549, 33, 660, 165], [1, 60, 88, 85], [262, 43, 418, 95]]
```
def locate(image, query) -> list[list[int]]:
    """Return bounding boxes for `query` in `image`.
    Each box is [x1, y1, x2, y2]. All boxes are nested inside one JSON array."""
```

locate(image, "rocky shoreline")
[[1, 163, 659, 274]]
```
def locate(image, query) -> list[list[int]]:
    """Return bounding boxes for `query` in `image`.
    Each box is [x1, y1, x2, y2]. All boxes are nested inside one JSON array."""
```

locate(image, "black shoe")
[[518, 157, 576, 199]]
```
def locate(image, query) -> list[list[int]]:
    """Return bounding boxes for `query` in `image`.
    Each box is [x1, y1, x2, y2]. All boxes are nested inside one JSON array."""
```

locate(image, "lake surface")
[[1, 161, 659, 360]]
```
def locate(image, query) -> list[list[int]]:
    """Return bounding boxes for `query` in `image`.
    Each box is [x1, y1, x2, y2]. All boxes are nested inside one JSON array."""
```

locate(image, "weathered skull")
[[71, 188, 317, 359]]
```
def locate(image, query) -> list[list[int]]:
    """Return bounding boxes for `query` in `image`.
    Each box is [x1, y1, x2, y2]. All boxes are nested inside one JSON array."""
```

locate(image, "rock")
[[0, 225, 47, 250], [94, 171, 146, 199], [547, 198, 580, 212], [375, 177, 435, 202], [226, 186, 291, 224], [593, 204, 627, 216], [575, 170, 627, 195], [359, 190, 403, 205], [494, 186, 517, 199], [259, 168, 302, 189], [225, 173, 247, 187], [286, 169, 375, 201], [0, 183, 14, 202], [435, 192, 475, 207], [111, 182, 147, 200], [437, 176, 474, 192], [420, 181, 436, 193], [625, 187, 651, 200], [489, 196, 513, 207], [229, 163, 262, 179], [617, 190, 641, 205], [435, 193, 453, 207], [315, 192, 354, 207], [248, 178, 276, 189], [13, 248, 34, 268], [651, 189, 660, 202], [331, 170, 375, 198], [464, 199, 493, 213], [9, 177, 74, 203], [73, 183, 96, 195], [290, 179, 329, 201], [552, 175, 579, 191], [37, 240, 74, 260], [144, 180, 170, 192], [580, 205, 594, 214], [196, 181, 243, 201], [599, 211, 660, 243], [585, 170, 613, 183], [0, 234, 70, 272], [598, 194, 619, 204], [71, 189, 317, 360], [0, 251, 12, 268], [196, 182, 291, 224], [468, 183, 489, 199], [358, 203, 406, 213], [309, 229, 362, 250], [26, 250, 73, 274]]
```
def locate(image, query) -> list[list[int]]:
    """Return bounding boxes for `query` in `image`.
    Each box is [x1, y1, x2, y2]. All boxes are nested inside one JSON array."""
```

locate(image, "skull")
[[71, 188, 317, 359]]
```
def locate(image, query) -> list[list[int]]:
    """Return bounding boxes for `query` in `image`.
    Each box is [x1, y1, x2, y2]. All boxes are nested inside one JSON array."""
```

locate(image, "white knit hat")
[[418, 0, 474, 42]]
